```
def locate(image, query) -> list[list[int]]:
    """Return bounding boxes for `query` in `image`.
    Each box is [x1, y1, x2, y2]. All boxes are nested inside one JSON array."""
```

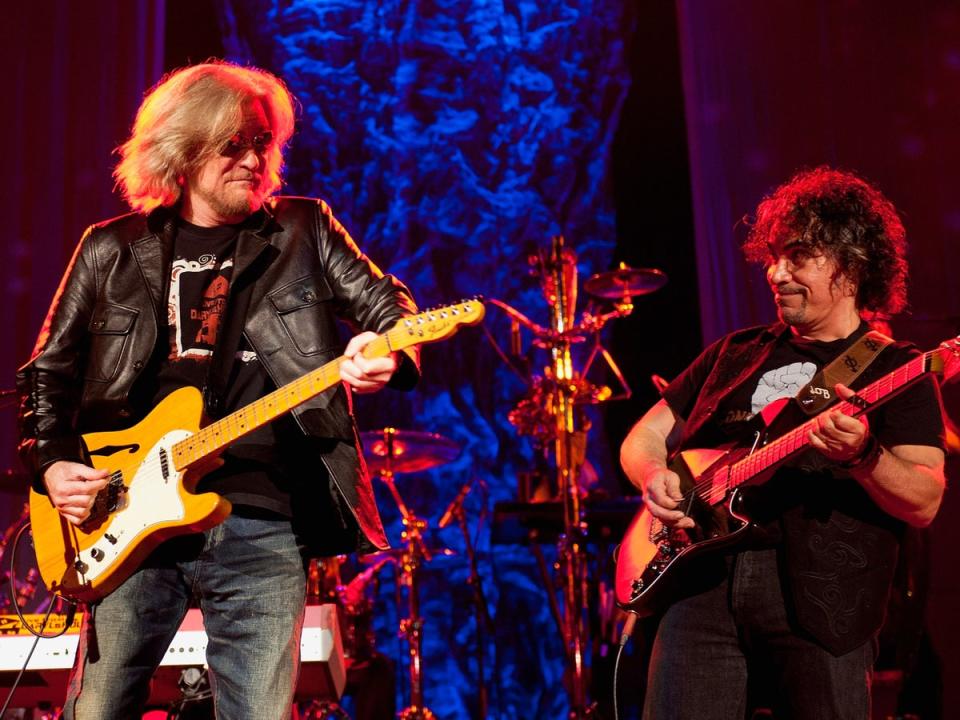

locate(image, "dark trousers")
[[643, 548, 874, 720]]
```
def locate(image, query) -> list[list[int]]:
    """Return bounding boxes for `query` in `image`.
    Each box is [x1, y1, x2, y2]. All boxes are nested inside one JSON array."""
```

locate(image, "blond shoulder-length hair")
[[115, 61, 296, 213]]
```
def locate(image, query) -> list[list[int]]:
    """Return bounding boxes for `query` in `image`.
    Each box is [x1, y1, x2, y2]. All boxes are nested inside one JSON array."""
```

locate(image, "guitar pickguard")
[[66, 430, 192, 587]]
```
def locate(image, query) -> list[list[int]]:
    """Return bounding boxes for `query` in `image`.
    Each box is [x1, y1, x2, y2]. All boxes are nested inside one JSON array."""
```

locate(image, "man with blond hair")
[[17, 61, 419, 719]]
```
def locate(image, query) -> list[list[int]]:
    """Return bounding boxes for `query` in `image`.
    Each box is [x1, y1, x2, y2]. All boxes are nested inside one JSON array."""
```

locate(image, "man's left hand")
[[807, 383, 870, 463], [340, 331, 399, 394]]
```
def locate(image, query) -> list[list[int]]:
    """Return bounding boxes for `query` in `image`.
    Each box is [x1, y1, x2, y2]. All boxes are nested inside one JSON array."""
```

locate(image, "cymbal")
[[584, 266, 667, 300], [360, 428, 461, 474]]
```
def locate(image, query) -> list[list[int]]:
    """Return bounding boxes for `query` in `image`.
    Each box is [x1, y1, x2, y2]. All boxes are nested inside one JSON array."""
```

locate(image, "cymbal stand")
[[540, 236, 593, 719], [489, 241, 644, 718], [373, 430, 436, 720]]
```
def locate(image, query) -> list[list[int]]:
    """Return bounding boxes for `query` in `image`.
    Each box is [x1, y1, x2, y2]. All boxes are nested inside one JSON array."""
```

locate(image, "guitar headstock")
[[392, 298, 486, 348], [936, 336, 960, 385]]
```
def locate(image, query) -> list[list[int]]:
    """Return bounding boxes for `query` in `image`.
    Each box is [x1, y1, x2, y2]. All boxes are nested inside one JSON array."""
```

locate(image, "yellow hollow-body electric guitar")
[[30, 300, 485, 602]]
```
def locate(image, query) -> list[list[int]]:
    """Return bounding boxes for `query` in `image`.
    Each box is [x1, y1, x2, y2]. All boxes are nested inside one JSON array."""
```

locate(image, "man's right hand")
[[642, 466, 695, 529], [42, 461, 110, 526]]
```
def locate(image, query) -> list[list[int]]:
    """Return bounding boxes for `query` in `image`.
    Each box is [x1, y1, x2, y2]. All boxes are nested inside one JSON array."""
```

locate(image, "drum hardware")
[[166, 666, 212, 720], [582, 263, 667, 304], [298, 699, 352, 720], [360, 427, 462, 720], [488, 238, 666, 718], [361, 429, 461, 477]]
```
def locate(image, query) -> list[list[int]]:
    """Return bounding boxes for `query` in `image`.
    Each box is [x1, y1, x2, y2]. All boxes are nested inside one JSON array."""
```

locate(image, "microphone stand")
[[451, 499, 493, 719]]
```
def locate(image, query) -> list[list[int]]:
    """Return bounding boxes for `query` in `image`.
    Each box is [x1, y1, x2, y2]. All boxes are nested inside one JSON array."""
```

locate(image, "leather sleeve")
[[16, 227, 99, 482], [313, 200, 421, 390]]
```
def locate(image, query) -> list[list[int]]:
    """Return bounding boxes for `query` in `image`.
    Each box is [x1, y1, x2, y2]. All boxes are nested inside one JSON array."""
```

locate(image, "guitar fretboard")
[[172, 356, 342, 469], [169, 300, 483, 470], [717, 350, 934, 495]]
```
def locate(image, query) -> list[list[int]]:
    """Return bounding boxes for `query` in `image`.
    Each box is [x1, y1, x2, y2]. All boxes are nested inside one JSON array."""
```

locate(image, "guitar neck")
[[724, 350, 935, 490], [172, 333, 395, 470], [166, 298, 486, 470]]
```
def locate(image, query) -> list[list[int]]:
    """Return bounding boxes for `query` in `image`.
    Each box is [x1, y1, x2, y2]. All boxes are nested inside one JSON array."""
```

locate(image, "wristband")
[[838, 433, 882, 472]]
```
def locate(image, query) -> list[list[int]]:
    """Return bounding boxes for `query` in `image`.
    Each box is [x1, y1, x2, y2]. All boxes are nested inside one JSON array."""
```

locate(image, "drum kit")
[[312, 237, 667, 719], [497, 237, 664, 719]]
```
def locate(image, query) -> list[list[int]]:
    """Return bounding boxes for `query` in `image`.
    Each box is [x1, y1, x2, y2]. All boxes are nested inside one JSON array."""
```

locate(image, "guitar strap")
[[794, 329, 893, 415]]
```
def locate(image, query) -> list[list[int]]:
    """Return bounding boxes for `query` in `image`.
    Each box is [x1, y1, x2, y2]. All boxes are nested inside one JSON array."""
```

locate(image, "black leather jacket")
[[17, 196, 420, 553]]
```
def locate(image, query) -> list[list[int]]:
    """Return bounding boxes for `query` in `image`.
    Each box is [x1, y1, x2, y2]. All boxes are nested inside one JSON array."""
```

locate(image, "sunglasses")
[[220, 131, 274, 157]]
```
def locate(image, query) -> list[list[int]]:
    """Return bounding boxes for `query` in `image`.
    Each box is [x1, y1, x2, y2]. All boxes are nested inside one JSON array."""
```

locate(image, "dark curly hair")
[[743, 166, 908, 316]]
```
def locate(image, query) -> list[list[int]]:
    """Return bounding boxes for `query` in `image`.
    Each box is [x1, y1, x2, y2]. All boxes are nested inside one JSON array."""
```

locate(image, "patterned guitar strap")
[[794, 329, 893, 415]]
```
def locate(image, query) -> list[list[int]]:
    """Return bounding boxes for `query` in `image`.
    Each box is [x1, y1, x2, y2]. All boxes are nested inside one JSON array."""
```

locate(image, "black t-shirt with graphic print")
[[150, 219, 324, 517]]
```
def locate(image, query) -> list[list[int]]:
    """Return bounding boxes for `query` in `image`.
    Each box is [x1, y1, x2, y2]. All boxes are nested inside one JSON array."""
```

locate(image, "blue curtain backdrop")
[[216, 1, 634, 716]]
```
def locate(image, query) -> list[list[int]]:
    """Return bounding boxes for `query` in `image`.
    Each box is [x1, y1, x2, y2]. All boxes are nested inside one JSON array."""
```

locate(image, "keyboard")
[[0, 603, 345, 707]]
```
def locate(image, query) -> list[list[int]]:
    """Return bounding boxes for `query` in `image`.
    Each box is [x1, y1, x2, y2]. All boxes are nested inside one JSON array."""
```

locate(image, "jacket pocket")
[[84, 303, 138, 382], [268, 273, 338, 356]]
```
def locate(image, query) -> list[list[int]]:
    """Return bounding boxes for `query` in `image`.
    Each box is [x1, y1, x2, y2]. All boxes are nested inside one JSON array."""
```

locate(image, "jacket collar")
[[143, 199, 278, 236], [132, 202, 279, 325]]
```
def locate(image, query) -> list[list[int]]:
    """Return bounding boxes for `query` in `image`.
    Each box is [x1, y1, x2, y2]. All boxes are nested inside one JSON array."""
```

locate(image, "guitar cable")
[[612, 611, 638, 720], [0, 520, 78, 717]]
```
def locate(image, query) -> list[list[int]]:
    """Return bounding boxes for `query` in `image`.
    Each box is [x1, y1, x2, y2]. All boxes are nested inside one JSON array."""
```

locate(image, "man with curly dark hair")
[[621, 167, 945, 719], [743, 166, 909, 322]]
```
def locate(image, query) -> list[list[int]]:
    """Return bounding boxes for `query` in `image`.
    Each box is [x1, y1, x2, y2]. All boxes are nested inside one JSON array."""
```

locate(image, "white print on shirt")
[[750, 361, 817, 414], [167, 253, 232, 360]]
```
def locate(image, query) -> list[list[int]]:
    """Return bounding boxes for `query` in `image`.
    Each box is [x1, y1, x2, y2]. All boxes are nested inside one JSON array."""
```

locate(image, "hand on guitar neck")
[[339, 330, 401, 393], [805, 383, 871, 465]]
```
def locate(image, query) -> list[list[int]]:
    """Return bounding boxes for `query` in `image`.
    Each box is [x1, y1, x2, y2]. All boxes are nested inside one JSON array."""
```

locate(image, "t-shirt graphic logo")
[[167, 253, 233, 361], [192, 274, 229, 346], [751, 361, 817, 414]]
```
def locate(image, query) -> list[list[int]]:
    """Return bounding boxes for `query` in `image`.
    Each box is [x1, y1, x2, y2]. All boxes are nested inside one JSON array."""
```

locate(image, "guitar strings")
[[675, 352, 926, 511], [88, 318, 409, 508]]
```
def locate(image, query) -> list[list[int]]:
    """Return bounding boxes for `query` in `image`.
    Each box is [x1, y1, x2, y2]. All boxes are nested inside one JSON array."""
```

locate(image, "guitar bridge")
[[106, 472, 127, 510]]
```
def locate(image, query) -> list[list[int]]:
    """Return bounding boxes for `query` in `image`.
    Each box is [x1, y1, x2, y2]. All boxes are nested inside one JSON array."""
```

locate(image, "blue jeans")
[[63, 512, 308, 720], [643, 548, 874, 720]]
